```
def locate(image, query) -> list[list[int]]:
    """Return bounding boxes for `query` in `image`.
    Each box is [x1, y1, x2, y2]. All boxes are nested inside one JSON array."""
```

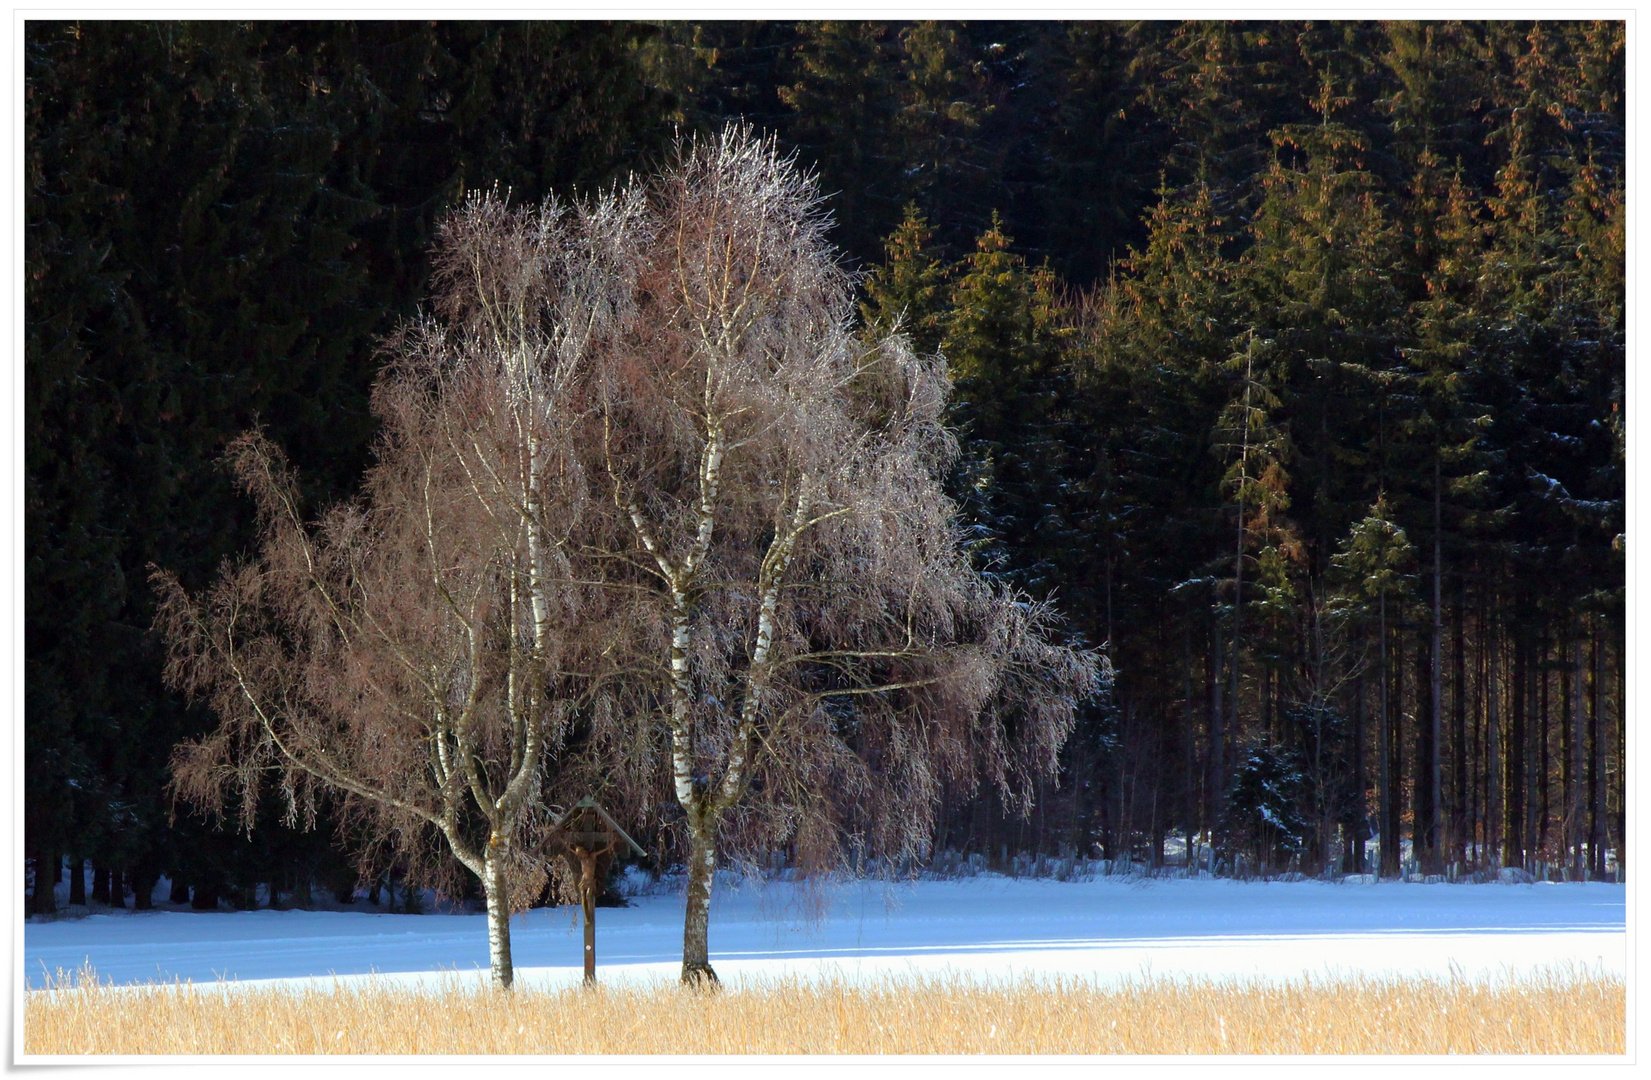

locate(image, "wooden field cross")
[[548, 796, 645, 985]]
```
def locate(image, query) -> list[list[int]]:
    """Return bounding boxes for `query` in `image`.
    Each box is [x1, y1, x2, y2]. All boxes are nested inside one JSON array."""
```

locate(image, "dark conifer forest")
[[25, 20, 1624, 913]]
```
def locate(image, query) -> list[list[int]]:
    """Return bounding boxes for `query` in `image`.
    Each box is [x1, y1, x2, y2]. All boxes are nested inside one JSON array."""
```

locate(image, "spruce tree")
[[941, 213, 1074, 595], [780, 21, 906, 261], [860, 204, 950, 355], [1330, 497, 1417, 877]]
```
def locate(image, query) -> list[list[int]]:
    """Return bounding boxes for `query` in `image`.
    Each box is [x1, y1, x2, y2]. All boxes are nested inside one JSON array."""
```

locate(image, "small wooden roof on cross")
[[547, 795, 646, 857]]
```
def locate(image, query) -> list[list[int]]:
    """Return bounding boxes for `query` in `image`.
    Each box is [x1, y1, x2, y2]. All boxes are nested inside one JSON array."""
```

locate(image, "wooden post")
[[547, 797, 646, 988], [577, 845, 601, 985]]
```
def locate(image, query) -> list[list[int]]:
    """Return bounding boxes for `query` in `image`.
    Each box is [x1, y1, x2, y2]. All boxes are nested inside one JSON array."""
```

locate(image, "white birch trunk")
[[681, 810, 719, 984], [483, 840, 514, 991]]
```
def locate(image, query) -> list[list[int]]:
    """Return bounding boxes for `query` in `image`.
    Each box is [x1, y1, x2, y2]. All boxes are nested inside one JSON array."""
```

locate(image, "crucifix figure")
[[548, 797, 646, 985]]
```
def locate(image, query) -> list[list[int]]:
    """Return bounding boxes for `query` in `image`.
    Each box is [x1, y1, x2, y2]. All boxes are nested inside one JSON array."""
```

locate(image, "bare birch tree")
[[151, 188, 644, 991], [156, 127, 1098, 992], [572, 128, 1102, 983]]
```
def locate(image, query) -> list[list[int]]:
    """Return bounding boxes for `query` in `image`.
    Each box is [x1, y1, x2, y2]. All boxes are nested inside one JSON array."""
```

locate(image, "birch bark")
[[483, 839, 515, 991]]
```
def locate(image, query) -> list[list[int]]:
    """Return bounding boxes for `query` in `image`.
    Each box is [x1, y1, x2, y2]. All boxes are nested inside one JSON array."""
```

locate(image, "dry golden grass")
[[24, 965, 1623, 1056]]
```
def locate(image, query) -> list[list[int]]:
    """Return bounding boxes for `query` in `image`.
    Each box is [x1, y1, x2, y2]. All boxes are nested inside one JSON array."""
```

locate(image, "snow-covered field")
[[23, 875, 1625, 993]]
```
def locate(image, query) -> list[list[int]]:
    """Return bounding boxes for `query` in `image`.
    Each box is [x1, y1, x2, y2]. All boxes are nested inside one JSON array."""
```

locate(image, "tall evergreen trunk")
[[1377, 592, 1394, 877], [1570, 634, 1585, 879], [1452, 582, 1468, 864], [1487, 624, 1504, 867], [31, 850, 58, 915], [1261, 666, 1273, 742], [681, 808, 720, 985], [1118, 702, 1133, 863], [1230, 497, 1243, 787], [1184, 625, 1199, 866], [483, 845, 514, 991], [1209, 625, 1225, 840], [68, 856, 85, 906], [1560, 636, 1571, 861], [1482, 647, 1494, 865], [1185, 711, 1198, 870], [1069, 719, 1092, 859], [1560, 632, 1572, 870], [1309, 681, 1325, 873], [1414, 632, 1434, 872], [1388, 628, 1405, 876], [1429, 457, 1443, 871], [1149, 780, 1164, 870], [1353, 673, 1366, 873], [1508, 635, 1525, 868], [1615, 619, 1625, 877], [1470, 610, 1484, 866], [1590, 624, 1604, 877], [1536, 633, 1550, 862], [131, 867, 156, 911]]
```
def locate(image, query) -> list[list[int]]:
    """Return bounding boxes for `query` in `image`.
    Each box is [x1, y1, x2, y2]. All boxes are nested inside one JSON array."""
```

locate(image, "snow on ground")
[[23, 875, 1625, 993]]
